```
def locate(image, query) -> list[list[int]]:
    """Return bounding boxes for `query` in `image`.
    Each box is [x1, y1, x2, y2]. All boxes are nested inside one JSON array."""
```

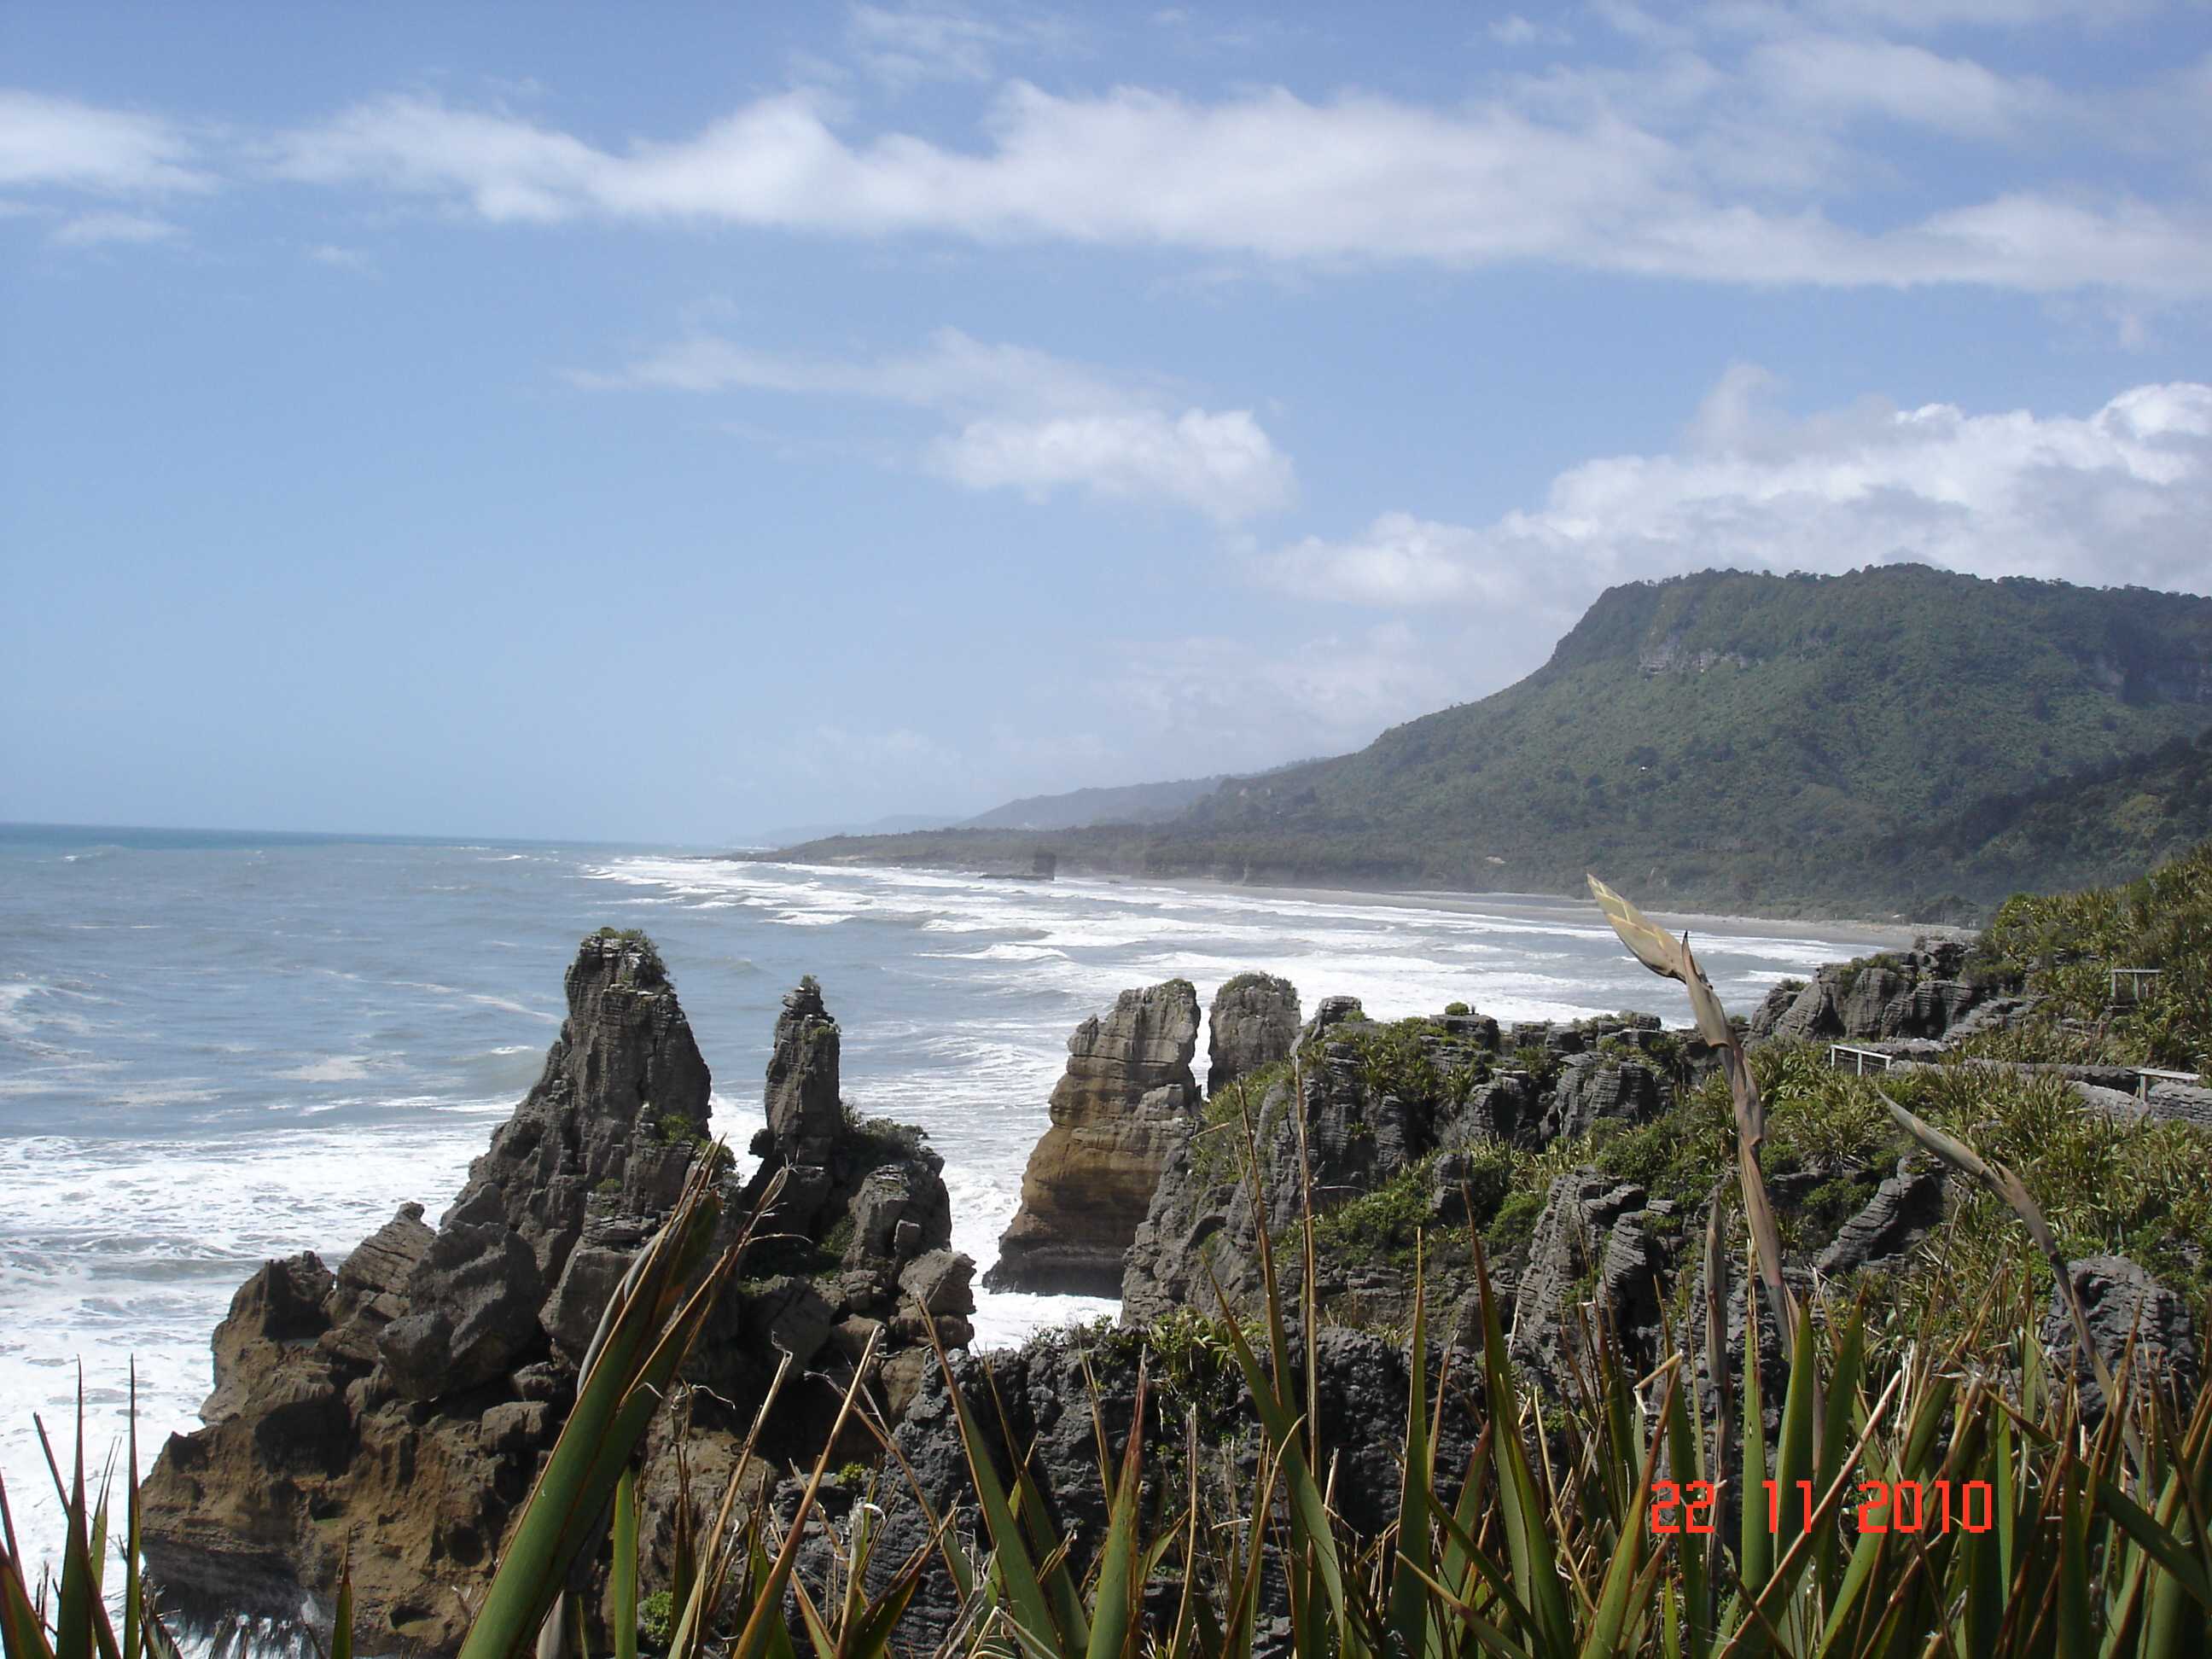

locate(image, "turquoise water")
[[0, 822, 1898, 1563]]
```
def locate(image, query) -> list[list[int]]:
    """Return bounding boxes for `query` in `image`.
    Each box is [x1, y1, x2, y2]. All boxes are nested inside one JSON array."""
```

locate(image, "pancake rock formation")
[[986, 978, 1202, 1295], [140, 937, 968, 1654], [1207, 971, 1302, 1097]]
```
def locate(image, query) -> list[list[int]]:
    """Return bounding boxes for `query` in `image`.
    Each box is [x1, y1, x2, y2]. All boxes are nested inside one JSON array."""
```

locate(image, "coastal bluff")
[[984, 979, 1208, 1295], [983, 973, 1303, 1295], [141, 938, 969, 1651]]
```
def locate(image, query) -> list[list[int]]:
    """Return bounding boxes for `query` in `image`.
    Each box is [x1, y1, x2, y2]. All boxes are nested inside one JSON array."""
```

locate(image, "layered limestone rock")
[[725, 977, 974, 1377], [144, 931, 706, 1642], [1539, 1051, 1673, 1144], [1123, 1005, 1752, 1368], [987, 980, 1202, 1295], [1748, 938, 1987, 1045], [1815, 1159, 1945, 1277], [2042, 1254, 2200, 1421], [859, 1320, 1486, 1653], [1124, 1004, 1618, 1333], [1207, 972, 1301, 1096], [141, 942, 969, 1654], [1508, 1171, 1680, 1380]]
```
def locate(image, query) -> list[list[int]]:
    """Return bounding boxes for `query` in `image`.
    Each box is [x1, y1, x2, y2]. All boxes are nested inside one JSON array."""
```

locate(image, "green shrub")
[[1485, 1185, 1548, 1258], [1313, 1157, 1437, 1269]]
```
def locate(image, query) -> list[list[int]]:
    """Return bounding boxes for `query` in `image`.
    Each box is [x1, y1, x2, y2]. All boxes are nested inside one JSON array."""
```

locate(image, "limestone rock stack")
[[140, 940, 969, 1653], [1206, 971, 1301, 1096], [986, 979, 1202, 1295]]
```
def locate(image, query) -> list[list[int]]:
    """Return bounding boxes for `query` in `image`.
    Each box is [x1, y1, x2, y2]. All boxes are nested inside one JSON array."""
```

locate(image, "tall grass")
[[9, 877, 2212, 1656]]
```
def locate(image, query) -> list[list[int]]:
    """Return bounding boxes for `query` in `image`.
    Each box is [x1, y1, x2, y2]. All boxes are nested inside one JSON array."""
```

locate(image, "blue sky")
[[3, 2, 2208, 842]]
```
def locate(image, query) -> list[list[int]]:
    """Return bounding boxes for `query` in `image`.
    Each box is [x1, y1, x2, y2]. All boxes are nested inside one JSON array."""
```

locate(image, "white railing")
[[2110, 967, 2164, 1004], [1830, 1044, 1894, 1075]]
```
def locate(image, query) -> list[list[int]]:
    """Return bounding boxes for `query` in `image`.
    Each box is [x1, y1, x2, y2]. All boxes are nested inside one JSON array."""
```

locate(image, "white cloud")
[[1746, 33, 2060, 139], [1113, 621, 1461, 769], [844, 4, 1078, 88], [306, 242, 373, 270], [1263, 512, 1528, 607], [50, 210, 181, 247], [266, 77, 2212, 295], [0, 90, 209, 195], [588, 326, 1294, 521], [589, 326, 1138, 416], [1260, 373, 2212, 610], [1490, 15, 1570, 46], [931, 408, 1295, 521]]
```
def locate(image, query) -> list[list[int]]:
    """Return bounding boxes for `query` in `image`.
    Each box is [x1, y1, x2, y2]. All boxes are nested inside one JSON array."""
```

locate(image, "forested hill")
[[960, 775, 1226, 831], [777, 567, 2212, 918]]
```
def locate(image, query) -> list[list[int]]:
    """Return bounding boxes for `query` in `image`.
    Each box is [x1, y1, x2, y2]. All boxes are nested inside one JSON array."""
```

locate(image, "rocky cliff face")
[[858, 1319, 1484, 1655], [141, 941, 969, 1653], [1747, 938, 1988, 1045], [986, 980, 1202, 1295], [1122, 1005, 1693, 1337], [1208, 972, 1301, 1095], [723, 976, 975, 1404]]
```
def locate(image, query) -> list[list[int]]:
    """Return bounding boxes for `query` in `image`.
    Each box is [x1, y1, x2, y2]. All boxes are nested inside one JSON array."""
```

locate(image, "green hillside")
[[960, 774, 1226, 830], [1910, 727, 2212, 899], [780, 567, 2212, 917]]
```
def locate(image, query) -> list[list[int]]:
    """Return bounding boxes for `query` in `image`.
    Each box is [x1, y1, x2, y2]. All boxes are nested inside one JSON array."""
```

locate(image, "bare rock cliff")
[[140, 939, 968, 1654], [1207, 971, 1301, 1096], [986, 979, 1202, 1295]]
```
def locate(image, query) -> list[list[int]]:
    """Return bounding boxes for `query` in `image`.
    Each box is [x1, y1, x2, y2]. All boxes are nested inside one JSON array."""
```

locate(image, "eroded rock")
[[1208, 972, 1301, 1096], [142, 941, 966, 1654], [988, 980, 1202, 1295], [1816, 1161, 1944, 1277], [2042, 1254, 2199, 1420]]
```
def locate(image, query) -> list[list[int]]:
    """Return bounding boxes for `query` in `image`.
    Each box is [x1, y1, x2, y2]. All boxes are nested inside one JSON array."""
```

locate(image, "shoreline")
[[719, 851, 1940, 952]]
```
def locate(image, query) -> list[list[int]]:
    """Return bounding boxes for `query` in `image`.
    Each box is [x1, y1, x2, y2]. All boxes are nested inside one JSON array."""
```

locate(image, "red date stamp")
[[1650, 1479, 1995, 1535]]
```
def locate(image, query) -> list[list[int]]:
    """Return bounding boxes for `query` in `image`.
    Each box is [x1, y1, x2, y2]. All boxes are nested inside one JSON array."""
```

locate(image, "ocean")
[[0, 823, 1906, 1566]]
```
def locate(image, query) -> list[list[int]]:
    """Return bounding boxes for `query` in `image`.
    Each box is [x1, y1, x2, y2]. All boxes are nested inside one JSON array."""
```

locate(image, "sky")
[[3, 1, 2209, 843]]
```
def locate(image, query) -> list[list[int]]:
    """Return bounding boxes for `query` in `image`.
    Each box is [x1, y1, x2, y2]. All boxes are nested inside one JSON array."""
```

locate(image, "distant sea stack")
[[141, 939, 968, 1653], [985, 979, 1203, 1295]]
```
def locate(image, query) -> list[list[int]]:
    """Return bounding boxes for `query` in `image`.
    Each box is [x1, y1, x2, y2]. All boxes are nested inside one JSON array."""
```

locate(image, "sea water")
[[0, 823, 1906, 1565]]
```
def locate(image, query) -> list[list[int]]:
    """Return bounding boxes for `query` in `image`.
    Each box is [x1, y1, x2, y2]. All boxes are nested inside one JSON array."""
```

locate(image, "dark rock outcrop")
[[1207, 972, 1301, 1096], [987, 981, 1202, 1295], [1749, 939, 1986, 1045], [1540, 1053, 1672, 1143], [2042, 1254, 2199, 1420], [1126, 1004, 1624, 1333], [765, 976, 844, 1170], [1508, 1171, 1679, 1377], [1815, 1160, 1945, 1277], [142, 941, 966, 1654], [1303, 994, 1366, 1043], [862, 1320, 1485, 1655]]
